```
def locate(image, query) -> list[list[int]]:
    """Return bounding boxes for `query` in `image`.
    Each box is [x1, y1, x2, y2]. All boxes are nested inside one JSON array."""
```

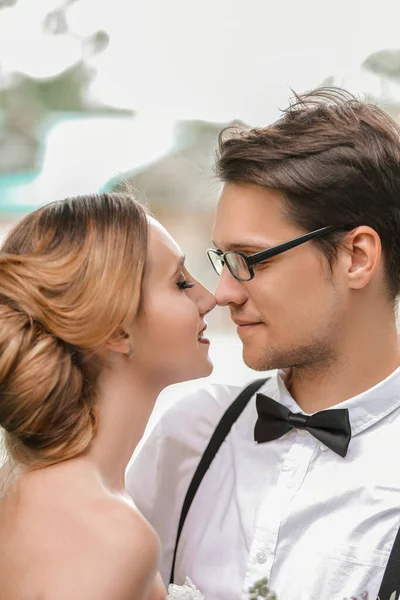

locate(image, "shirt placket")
[[241, 431, 317, 599]]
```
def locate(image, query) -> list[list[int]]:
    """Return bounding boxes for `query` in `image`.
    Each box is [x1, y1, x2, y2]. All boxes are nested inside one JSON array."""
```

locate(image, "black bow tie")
[[254, 393, 352, 458]]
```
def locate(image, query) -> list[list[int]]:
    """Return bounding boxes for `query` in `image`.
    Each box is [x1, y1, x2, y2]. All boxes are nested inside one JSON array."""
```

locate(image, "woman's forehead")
[[146, 217, 183, 271]]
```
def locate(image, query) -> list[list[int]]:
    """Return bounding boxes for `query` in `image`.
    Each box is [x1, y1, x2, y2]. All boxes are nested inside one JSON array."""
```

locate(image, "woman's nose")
[[198, 284, 217, 316]]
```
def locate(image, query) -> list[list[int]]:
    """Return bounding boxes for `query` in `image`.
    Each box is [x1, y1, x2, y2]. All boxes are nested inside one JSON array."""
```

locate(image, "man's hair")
[[216, 87, 400, 299]]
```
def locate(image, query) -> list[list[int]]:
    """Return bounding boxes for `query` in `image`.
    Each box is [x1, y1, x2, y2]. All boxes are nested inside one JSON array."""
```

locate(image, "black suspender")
[[169, 377, 400, 600], [378, 527, 400, 600], [169, 378, 267, 584]]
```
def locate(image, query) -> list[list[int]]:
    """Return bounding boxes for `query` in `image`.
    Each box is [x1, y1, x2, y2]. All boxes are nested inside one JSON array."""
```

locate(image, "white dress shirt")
[[126, 368, 400, 600]]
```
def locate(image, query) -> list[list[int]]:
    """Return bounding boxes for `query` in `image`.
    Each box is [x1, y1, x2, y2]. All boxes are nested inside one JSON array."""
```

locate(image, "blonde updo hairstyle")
[[0, 193, 148, 470]]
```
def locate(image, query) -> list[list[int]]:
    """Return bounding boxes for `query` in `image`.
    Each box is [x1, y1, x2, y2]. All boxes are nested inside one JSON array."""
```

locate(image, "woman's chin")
[[193, 359, 214, 380], [164, 360, 214, 387]]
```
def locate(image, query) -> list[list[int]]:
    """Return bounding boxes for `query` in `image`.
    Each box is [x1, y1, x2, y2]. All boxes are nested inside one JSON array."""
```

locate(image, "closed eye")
[[254, 258, 272, 267], [177, 278, 195, 290]]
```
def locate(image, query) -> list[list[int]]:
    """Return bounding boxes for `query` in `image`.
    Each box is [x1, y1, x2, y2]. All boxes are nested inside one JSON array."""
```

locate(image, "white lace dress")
[[166, 577, 205, 600]]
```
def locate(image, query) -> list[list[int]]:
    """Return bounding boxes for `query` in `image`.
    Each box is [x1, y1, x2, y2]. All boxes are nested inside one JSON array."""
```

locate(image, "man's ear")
[[343, 226, 382, 290]]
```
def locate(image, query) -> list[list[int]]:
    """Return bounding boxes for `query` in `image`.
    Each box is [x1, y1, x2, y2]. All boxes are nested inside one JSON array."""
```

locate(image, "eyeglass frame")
[[207, 225, 337, 282]]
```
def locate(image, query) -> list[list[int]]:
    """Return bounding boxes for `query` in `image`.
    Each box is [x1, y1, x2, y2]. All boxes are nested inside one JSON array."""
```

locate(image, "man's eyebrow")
[[211, 240, 271, 252], [172, 254, 186, 276]]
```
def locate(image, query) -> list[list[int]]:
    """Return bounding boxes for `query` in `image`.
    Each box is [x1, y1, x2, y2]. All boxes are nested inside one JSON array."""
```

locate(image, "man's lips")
[[232, 319, 263, 335], [232, 319, 262, 327]]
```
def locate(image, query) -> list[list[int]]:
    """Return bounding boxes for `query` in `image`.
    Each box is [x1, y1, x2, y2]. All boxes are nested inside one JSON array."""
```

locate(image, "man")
[[126, 88, 400, 600]]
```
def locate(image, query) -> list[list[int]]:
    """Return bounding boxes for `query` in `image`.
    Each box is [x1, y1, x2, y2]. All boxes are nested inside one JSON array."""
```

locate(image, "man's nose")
[[214, 266, 248, 307]]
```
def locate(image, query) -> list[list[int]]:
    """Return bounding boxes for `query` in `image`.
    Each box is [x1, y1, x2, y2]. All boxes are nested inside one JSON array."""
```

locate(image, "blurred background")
[[1, 0, 400, 423]]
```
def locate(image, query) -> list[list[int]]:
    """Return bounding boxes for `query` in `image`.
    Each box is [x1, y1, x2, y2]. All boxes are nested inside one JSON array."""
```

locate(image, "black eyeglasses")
[[207, 225, 335, 282]]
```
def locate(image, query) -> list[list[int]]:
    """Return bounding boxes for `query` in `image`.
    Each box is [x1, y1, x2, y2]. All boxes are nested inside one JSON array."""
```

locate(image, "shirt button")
[[320, 444, 327, 452], [256, 551, 267, 564], [286, 479, 294, 488]]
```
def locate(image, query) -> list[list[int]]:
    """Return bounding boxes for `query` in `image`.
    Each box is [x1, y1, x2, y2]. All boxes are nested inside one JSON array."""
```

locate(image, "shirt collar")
[[276, 366, 400, 436]]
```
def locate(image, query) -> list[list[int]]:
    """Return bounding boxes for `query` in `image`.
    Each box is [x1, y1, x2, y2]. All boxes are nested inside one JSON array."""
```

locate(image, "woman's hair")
[[216, 87, 400, 299], [0, 192, 148, 470]]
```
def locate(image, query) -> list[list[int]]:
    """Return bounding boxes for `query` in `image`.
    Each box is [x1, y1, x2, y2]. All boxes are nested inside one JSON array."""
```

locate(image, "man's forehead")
[[212, 215, 270, 250], [213, 184, 291, 250], [212, 207, 271, 249], [216, 182, 286, 215]]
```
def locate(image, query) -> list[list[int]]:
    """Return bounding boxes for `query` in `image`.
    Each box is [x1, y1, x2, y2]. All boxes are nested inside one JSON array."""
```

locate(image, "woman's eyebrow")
[[171, 254, 186, 276]]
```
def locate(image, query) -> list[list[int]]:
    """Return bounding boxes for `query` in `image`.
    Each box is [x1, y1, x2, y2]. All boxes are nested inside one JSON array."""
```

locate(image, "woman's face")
[[131, 218, 216, 387]]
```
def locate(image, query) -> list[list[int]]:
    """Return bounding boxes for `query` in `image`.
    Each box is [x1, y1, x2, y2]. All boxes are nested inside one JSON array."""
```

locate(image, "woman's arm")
[[147, 572, 168, 600]]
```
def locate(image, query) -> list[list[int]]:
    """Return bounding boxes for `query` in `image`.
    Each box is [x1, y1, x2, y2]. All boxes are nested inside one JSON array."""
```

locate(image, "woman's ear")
[[105, 330, 133, 358]]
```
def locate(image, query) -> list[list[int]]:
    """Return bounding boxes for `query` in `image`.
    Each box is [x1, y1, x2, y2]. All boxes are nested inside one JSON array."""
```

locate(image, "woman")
[[0, 192, 216, 600]]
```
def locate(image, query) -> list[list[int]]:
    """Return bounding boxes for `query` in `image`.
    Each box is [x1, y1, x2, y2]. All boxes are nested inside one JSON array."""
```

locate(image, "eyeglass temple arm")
[[247, 226, 335, 266]]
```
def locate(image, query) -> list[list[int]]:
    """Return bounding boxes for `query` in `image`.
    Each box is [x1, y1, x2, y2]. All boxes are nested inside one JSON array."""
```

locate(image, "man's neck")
[[287, 323, 400, 414]]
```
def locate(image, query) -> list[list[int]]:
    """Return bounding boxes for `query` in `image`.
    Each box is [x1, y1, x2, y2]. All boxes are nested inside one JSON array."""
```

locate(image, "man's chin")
[[242, 347, 273, 372]]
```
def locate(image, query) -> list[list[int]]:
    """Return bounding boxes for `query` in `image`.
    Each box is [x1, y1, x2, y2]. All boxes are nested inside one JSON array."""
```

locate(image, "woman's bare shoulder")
[[47, 497, 161, 600], [0, 470, 161, 600]]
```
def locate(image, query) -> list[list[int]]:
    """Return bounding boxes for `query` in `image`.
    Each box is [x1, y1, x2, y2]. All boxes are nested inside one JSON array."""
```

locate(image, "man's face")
[[212, 183, 346, 372]]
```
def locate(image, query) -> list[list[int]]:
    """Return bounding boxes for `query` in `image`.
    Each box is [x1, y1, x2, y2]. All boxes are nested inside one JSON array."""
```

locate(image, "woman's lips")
[[198, 325, 210, 344]]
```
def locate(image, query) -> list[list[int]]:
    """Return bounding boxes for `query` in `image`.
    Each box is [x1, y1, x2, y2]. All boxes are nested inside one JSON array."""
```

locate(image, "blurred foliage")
[[111, 119, 222, 213], [0, 64, 93, 115], [363, 49, 400, 83], [0, 63, 96, 171], [0, 0, 115, 172], [362, 49, 400, 120], [2, 1, 400, 181]]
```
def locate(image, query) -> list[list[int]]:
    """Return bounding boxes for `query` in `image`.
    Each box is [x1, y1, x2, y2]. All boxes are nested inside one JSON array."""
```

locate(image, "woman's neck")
[[87, 366, 162, 493]]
